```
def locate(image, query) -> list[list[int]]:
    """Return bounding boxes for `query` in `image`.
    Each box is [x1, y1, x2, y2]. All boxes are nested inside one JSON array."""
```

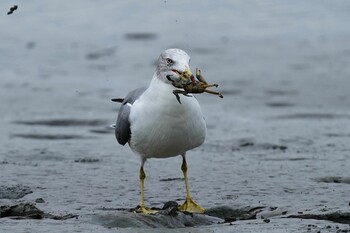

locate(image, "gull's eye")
[[165, 58, 174, 65]]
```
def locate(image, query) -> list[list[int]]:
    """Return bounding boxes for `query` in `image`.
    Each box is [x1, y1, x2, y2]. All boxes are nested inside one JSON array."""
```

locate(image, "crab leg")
[[204, 89, 224, 98], [173, 90, 192, 104], [196, 68, 207, 84], [201, 83, 219, 88]]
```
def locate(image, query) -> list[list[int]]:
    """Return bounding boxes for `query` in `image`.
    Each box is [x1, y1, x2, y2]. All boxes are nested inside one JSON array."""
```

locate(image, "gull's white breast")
[[129, 76, 206, 159]]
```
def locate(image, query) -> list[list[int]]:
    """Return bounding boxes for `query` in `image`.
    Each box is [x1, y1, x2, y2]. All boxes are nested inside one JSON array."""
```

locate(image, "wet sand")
[[1, 1, 350, 232]]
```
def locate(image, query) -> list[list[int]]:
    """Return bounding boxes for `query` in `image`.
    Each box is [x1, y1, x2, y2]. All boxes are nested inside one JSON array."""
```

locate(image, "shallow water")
[[1, 0, 350, 232]]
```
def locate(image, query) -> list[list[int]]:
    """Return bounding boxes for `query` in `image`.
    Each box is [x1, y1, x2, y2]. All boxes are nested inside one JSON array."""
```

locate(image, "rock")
[[0, 203, 77, 220]]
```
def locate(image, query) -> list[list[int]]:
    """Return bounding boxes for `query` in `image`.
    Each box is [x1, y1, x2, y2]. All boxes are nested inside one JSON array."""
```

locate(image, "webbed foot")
[[178, 197, 205, 214], [135, 206, 158, 214]]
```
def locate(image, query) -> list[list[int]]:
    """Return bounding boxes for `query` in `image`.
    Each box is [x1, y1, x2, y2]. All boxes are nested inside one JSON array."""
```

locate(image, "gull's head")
[[156, 48, 192, 86]]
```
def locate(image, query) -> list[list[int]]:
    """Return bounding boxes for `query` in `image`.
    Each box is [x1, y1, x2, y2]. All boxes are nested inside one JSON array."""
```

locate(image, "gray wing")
[[114, 87, 147, 145]]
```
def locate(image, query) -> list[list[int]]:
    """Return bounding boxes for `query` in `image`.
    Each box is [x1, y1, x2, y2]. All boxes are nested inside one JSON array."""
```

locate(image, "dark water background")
[[1, 1, 350, 232]]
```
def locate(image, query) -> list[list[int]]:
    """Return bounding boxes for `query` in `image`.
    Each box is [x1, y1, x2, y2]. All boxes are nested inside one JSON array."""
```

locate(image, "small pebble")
[[35, 198, 45, 203]]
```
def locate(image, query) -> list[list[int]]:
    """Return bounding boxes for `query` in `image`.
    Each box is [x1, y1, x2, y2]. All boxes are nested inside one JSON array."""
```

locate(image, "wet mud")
[[1, 1, 350, 232], [13, 119, 107, 127], [0, 185, 32, 199], [287, 212, 350, 225], [272, 113, 350, 120], [86, 47, 116, 60], [11, 133, 92, 140], [265, 102, 295, 108], [124, 33, 158, 40]]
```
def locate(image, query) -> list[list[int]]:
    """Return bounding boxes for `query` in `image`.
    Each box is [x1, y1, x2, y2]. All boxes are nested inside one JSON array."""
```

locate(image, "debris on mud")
[[7, 5, 18, 15], [205, 206, 265, 221], [0, 203, 78, 220]]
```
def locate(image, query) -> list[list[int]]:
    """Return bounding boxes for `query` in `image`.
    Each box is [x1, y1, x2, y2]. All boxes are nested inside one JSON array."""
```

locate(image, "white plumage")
[[129, 73, 206, 159], [114, 48, 207, 213]]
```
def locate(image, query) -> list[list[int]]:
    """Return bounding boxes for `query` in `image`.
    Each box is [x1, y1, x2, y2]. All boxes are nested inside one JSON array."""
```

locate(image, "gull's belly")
[[129, 94, 206, 158]]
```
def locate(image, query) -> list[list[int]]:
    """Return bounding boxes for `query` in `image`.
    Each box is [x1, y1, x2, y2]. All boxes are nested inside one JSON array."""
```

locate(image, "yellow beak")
[[182, 68, 193, 79], [170, 68, 193, 87]]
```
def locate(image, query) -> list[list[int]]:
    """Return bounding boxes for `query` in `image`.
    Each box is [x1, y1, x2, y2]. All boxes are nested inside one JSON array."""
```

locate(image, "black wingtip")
[[111, 98, 124, 103]]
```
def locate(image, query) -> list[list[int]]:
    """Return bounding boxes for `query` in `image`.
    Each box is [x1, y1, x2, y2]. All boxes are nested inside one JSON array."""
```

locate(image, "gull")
[[112, 48, 206, 214]]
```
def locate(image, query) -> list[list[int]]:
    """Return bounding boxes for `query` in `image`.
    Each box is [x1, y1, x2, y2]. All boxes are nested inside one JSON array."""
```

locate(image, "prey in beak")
[[167, 68, 193, 88], [169, 68, 223, 104]]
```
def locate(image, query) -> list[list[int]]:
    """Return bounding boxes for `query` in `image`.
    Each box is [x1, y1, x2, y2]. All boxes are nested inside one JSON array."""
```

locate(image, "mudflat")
[[1, 1, 349, 232]]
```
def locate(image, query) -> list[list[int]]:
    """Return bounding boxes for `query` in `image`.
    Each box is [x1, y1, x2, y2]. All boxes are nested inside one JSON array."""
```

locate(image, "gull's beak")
[[182, 68, 193, 79], [169, 68, 193, 87]]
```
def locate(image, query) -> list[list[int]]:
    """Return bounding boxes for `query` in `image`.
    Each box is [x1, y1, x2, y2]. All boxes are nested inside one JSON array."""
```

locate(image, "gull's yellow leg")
[[178, 155, 205, 213], [135, 165, 158, 214]]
